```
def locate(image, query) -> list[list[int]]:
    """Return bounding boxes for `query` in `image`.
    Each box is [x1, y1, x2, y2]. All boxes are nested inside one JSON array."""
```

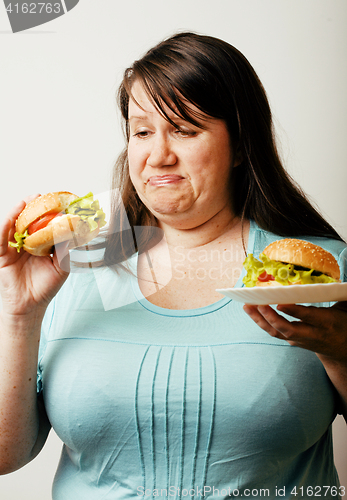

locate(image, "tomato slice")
[[258, 271, 275, 282], [28, 213, 63, 235]]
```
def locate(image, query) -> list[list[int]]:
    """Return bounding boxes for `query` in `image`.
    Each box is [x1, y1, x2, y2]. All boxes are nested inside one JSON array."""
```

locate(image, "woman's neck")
[[157, 206, 241, 250]]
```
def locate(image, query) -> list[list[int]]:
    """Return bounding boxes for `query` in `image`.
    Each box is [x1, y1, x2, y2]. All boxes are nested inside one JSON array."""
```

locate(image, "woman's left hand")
[[243, 301, 347, 420], [243, 301, 347, 361]]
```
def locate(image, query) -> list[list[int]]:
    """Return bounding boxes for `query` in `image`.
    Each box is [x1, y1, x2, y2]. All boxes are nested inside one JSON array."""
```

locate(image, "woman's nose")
[[147, 136, 177, 168]]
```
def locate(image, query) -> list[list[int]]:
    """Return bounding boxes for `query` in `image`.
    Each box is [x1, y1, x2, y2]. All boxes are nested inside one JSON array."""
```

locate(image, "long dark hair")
[[102, 31, 343, 267]]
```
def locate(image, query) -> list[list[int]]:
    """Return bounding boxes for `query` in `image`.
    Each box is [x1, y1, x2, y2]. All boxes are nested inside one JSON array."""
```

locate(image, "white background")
[[0, 1, 346, 498]]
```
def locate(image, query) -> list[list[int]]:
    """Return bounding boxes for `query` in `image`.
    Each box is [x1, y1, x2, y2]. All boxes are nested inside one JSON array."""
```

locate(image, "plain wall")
[[0, 1, 346, 498]]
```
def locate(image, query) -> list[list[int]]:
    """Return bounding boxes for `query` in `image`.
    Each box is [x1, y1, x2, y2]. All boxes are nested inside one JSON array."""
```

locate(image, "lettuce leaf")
[[9, 229, 29, 252], [66, 192, 106, 231], [242, 253, 337, 287]]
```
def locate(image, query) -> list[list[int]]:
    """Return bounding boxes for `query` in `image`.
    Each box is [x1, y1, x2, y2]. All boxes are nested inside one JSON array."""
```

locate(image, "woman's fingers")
[[0, 195, 41, 258], [243, 303, 347, 359], [243, 304, 299, 340], [277, 303, 340, 327], [245, 302, 346, 335], [0, 200, 26, 257]]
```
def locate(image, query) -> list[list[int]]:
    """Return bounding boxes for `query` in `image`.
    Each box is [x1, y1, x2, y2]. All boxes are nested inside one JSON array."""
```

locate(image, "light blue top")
[[37, 221, 347, 499]]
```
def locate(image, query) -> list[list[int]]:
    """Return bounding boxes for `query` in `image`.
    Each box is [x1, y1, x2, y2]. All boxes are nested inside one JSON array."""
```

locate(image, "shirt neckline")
[[131, 220, 257, 317]]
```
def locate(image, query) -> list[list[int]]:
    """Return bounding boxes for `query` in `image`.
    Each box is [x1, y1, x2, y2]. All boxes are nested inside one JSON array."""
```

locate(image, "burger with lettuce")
[[243, 239, 340, 287], [9, 191, 106, 256]]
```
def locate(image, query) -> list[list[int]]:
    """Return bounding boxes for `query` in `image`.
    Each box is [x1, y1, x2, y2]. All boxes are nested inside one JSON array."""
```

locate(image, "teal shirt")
[[38, 221, 347, 499]]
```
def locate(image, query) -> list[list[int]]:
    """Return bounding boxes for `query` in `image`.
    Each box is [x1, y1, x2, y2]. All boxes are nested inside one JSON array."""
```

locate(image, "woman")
[[0, 32, 346, 499]]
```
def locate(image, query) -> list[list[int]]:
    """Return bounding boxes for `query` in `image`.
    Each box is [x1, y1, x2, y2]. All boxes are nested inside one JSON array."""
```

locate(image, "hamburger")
[[243, 239, 340, 287], [9, 191, 106, 256]]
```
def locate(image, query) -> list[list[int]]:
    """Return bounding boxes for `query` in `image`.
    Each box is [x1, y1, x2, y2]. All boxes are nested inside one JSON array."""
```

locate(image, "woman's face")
[[127, 81, 240, 230]]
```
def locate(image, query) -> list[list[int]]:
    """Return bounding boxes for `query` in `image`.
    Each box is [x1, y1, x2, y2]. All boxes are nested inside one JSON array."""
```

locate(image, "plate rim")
[[216, 282, 347, 305]]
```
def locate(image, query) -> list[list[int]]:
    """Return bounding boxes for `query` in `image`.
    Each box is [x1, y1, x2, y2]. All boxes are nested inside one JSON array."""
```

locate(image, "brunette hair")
[[101, 31, 342, 266]]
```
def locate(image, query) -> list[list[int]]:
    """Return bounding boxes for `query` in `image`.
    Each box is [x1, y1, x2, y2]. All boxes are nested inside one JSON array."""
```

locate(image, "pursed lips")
[[147, 175, 185, 186]]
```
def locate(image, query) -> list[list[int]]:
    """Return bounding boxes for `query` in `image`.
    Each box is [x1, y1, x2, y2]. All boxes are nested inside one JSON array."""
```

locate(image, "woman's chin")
[[143, 194, 194, 217], [148, 200, 177, 214], [150, 205, 196, 229]]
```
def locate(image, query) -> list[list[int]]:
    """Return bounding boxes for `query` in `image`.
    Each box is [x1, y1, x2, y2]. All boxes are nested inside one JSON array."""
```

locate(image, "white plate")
[[216, 282, 347, 305]]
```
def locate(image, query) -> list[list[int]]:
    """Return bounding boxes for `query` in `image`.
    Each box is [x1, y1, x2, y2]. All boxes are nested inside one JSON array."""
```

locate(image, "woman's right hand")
[[0, 196, 70, 318]]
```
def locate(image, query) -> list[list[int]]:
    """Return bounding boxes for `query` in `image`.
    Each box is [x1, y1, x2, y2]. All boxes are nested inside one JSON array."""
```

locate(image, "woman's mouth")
[[147, 175, 184, 186]]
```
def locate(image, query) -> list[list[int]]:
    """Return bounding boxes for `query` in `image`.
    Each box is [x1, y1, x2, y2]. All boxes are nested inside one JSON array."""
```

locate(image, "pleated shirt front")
[[37, 222, 347, 499]]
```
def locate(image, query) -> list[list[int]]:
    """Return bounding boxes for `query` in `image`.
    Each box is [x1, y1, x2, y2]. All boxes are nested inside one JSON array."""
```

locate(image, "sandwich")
[[243, 239, 340, 287], [9, 191, 106, 256]]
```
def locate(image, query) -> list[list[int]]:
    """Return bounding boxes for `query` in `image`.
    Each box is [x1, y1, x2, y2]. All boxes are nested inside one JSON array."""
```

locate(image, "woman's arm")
[[0, 199, 69, 474], [0, 311, 52, 474], [243, 302, 347, 421]]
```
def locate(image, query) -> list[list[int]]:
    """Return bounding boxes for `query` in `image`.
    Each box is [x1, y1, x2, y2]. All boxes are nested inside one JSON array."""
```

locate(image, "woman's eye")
[[133, 130, 150, 138], [175, 128, 196, 137]]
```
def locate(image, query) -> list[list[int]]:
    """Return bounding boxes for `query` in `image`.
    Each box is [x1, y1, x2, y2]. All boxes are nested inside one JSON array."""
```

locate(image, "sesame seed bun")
[[14, 192, 100, 256], [16, 192, 78, 235], [263, 239, 340, 281]]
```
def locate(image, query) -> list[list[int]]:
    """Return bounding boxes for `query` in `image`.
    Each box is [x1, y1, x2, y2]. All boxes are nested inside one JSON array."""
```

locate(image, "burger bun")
[[263, 239, 340, 281], [15, 191, 100, 256], [16, 192, 78, 235]]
